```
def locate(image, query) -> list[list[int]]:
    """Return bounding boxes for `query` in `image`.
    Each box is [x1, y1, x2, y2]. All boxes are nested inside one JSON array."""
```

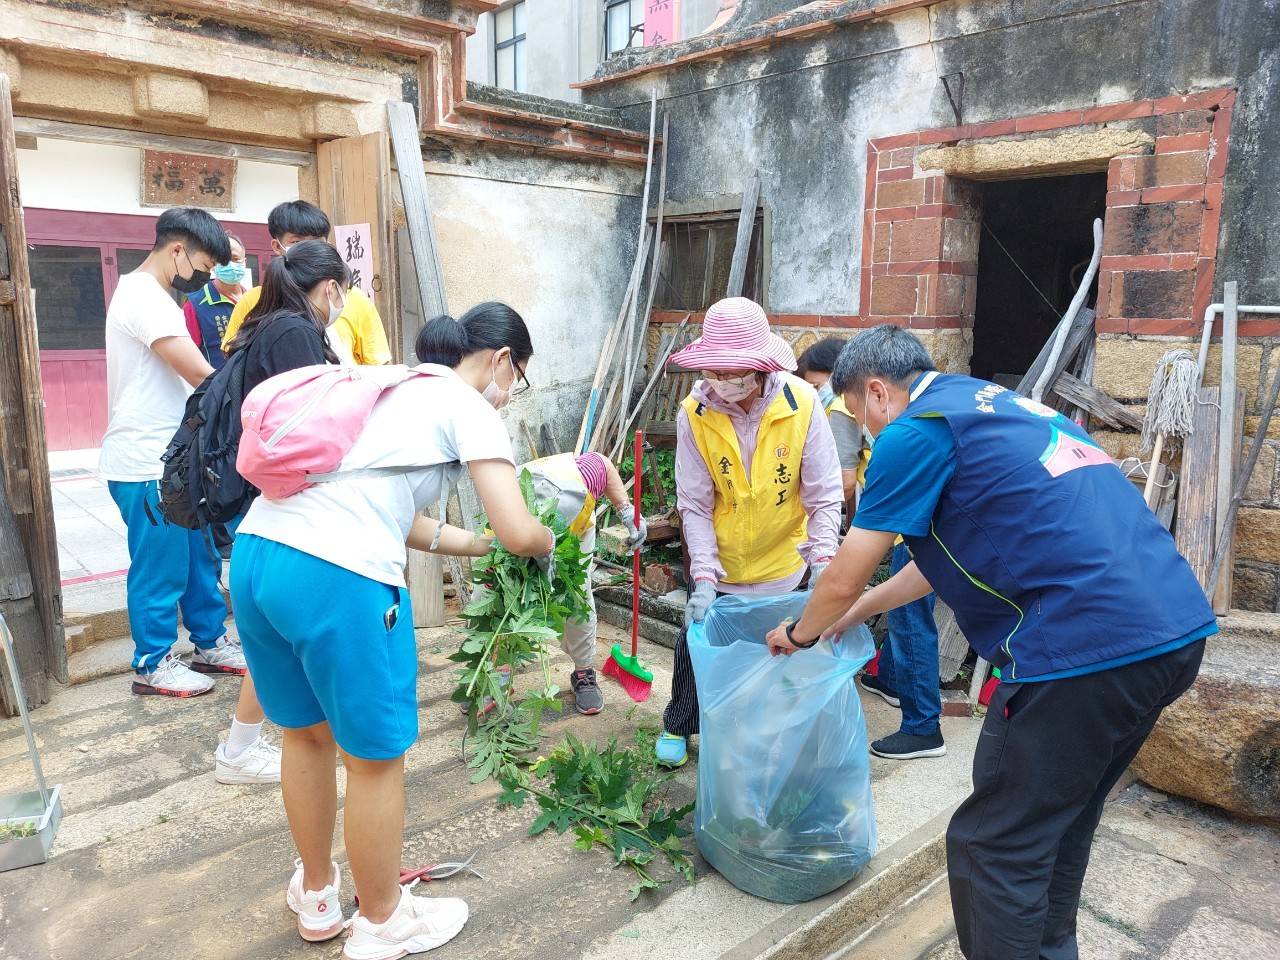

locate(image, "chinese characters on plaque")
[[334, 223, 375, 300], [141, 151, 236, 211]]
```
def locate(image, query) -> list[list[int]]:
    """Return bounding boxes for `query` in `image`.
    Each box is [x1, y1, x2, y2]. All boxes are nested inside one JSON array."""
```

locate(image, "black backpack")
[[158, 347, 255, 530]]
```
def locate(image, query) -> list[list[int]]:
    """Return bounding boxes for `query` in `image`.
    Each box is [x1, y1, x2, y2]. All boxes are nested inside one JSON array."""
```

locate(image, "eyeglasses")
[[510, 359, 532, 397]]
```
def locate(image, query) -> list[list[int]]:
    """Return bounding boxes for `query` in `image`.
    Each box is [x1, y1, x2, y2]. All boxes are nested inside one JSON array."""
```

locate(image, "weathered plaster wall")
[[584, 0, 1280, 313], [422, 146, 643, 451]]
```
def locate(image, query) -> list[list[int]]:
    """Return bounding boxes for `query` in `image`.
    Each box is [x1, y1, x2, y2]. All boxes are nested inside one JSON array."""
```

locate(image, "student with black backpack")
[[160, 240, 349, 786]]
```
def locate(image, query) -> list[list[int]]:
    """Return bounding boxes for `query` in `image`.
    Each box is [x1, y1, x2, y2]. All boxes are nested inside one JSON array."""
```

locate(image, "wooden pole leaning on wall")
[[726, 172, 761, 299], [0, 73, 65, 708], [388, 99, 447, 627], [1211, 281, 1239, 614]]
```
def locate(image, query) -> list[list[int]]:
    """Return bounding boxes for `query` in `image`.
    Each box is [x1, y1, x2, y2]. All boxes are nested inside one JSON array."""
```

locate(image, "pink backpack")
[[237, 364, 434, 500]]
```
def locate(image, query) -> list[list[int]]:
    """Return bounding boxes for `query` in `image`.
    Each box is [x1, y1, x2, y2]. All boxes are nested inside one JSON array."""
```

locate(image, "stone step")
[[1218, 608, 1280, 646], [720, 805, 956, 960]]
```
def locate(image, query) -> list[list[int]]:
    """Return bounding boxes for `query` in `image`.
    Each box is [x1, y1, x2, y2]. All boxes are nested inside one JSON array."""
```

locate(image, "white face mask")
[[861, 382, 895, 441], [706, 372, 759, 403], [482, 352, 517, 410], [325, 283, 345, 327]]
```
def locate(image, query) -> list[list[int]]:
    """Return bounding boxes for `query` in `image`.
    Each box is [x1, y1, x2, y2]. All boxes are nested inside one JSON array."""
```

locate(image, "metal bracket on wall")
[[941, 72, 965, 127]]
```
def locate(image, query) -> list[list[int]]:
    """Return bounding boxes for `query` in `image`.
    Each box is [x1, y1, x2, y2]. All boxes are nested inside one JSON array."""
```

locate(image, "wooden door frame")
[[0, 74, 64, 709]]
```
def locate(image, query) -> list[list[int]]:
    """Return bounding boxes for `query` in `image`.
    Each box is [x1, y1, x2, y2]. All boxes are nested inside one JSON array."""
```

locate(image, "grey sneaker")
[[132, 654, 215, 698], [570, 668, 604, 715], [190, 636, 248, 676], [870, 730, 946, 760]]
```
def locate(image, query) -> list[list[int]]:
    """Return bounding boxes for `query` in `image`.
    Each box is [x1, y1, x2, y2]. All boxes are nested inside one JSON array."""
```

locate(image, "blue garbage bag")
[[689, 592, 877, 903]]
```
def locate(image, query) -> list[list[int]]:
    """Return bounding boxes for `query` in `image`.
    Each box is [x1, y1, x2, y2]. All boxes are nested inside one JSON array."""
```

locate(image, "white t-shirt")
[[237, 364, 514, 587], [98, 272, 195, 482]]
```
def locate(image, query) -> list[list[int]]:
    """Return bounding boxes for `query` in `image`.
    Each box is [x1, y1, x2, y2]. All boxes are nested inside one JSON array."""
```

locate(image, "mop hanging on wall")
[[1140, 349, 1200, 507]]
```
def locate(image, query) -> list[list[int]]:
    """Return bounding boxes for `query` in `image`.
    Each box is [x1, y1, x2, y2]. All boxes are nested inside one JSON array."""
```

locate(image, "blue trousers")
[[107, 480, 227, 672], [879, 542, 941, 736]]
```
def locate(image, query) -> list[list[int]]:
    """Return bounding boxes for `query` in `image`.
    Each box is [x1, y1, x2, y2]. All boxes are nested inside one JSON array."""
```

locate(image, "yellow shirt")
[[221, 285, 392, 365]]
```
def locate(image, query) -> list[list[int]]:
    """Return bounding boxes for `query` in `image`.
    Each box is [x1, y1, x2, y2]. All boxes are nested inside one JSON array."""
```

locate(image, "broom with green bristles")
[[602, 429, 654, 701]]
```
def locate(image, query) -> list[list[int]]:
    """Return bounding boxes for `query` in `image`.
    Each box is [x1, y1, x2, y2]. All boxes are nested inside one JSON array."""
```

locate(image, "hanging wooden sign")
[[141, 150, 236, 210]]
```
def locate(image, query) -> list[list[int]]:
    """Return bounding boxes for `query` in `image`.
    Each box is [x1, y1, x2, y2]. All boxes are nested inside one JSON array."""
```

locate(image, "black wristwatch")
[[786, 621, 819, 649]]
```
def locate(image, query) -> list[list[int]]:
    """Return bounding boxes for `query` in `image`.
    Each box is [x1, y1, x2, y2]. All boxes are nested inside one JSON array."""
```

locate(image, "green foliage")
[[450, 469, 592, 745], [452, 473, 695, 898], [500, 728, 695, 900], [617, 447, 675, 517], [0, 821, 37, 841]]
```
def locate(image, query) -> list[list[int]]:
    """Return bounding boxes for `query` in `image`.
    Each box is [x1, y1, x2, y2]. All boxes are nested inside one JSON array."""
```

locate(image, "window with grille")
[[494, 1, 527, 92], [604, 0, 644, 57], [653, 213, 766, 311]]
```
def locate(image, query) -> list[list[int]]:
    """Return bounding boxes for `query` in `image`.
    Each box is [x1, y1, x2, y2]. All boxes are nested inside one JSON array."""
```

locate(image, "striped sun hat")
[[669, 297, 797, 372]]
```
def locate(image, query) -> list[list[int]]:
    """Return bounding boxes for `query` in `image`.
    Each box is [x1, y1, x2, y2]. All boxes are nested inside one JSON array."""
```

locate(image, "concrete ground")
[[840, 783, 1280, 960], [0, 620, 981, 960], [48, 449, 129, 586]]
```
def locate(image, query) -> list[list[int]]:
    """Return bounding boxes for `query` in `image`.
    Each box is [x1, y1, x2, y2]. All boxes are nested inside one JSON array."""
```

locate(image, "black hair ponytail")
[[415, 300, 533, 368], [226, 239, 346, 362]]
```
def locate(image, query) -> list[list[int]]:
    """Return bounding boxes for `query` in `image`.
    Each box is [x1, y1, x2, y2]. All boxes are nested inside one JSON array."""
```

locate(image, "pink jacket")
[[675, 373, 843, 595]]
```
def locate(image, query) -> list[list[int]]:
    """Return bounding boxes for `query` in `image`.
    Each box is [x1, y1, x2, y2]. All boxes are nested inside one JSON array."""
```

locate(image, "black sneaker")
[[871, 730, 946, 760], [570, 668, 604, 715], [859, 673, 902, 708]]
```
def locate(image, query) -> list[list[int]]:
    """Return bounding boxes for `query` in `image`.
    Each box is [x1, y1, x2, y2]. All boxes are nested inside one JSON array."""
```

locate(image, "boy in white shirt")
[[100, 208, 278, 781]]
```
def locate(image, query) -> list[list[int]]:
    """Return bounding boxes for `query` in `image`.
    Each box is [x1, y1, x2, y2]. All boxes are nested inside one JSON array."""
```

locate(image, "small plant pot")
[[0, 784, 62, 873]]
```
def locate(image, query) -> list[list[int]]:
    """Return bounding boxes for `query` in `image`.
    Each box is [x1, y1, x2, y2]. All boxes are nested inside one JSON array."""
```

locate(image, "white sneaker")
[[215, 737, 281, 785], [344, 882, 468, 959], [131, 654, 215, 698], [190, 636, 248, 676], [286, 858, 344, 942]]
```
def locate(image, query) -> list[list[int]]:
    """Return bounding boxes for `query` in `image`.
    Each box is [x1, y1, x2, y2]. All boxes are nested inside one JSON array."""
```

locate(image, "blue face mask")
[[817, 382, 835, 410], [214, 262, 246, 285]]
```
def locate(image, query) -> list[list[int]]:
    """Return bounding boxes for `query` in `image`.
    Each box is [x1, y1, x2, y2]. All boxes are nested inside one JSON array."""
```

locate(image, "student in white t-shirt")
[[230, 301, 553, 954], [100, 208, 283, 788]]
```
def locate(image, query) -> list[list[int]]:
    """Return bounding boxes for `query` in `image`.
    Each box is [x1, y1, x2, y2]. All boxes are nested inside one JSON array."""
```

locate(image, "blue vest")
[[186, 282, 235, 371], [900, 373, 1214, 681]]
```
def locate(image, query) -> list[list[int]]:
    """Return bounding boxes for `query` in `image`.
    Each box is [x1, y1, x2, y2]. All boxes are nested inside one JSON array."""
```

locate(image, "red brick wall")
[[860, 88, 1239, 338]]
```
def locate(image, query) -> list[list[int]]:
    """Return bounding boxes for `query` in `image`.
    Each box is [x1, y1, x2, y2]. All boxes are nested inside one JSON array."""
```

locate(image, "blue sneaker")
[[655, 731, 687, 768]]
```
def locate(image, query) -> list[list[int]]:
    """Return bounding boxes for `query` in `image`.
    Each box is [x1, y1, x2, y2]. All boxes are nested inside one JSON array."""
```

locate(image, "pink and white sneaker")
[[286, 859, 343, 942], [343, 882, 468, 959]]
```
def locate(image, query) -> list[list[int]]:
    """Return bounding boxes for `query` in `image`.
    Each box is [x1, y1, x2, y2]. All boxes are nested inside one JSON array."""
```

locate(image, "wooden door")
[[0, 73, 65, 711], [315, 132, 399, 359]]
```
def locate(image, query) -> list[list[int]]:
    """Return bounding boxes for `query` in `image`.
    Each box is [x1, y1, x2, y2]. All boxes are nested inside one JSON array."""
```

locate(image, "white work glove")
[[621, 511, 648, 552], [533, 525, 556, 582], [809, 560, 831, 589], [684, 580, 717, 629]]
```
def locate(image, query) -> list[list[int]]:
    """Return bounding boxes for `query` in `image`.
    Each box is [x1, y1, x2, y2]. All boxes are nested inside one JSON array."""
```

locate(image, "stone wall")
[[590, 0, 1280, 609], [1092, 333, 1280, 612]]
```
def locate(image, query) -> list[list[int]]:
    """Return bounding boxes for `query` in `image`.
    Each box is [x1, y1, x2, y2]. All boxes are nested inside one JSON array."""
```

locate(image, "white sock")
[[225, 719, 262, 759]]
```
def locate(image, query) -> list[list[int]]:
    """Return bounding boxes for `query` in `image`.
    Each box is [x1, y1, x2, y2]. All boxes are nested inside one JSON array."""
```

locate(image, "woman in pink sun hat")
[[653, 297, 845, 768]]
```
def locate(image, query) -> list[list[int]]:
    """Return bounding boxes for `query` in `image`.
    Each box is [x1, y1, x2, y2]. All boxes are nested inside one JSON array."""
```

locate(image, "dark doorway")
[[969, 173, 1107, 384]]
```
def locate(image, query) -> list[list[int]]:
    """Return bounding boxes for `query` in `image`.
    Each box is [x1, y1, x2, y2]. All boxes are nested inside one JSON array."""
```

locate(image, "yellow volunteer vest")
[[825, 395, 872, 487], [826, 397, 902, 545], [683, 376, 814, 584], [522, 453, 597, 537]]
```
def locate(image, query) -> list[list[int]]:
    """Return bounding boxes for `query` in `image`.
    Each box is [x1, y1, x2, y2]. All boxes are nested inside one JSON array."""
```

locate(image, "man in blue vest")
[[766, 325, 1213, 960], [182, 232, 246, 370]]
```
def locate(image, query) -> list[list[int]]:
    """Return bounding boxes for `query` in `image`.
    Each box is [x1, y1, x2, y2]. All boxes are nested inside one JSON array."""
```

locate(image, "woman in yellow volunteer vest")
[[654, 298, 844, 767]]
